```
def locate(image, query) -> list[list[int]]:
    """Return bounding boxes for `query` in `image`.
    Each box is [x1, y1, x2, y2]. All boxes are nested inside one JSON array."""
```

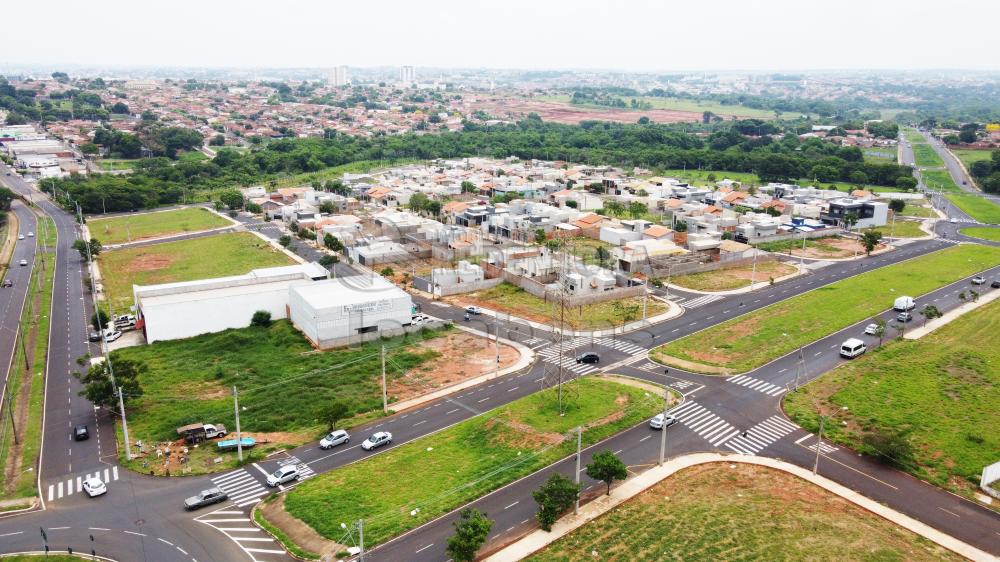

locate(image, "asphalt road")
[[0, 201, 38, 418]]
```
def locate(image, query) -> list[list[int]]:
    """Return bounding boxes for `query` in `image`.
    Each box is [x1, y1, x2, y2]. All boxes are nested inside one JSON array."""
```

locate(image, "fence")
[[981, 460, 1000, 500]]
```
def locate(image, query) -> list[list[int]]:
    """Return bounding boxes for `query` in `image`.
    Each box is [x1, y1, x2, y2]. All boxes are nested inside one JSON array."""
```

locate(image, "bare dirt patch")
[[790, 237, 885, 259], [470, 96, 728, 125], [485, 414, 565, 450], [123, 253, 176, 273], [259, 495, 345, 559]]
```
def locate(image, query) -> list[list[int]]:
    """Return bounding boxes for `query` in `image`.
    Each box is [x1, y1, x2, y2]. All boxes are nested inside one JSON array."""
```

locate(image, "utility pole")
[[813, 416, 825, 475], [749, 244, 758, 289], [557, 299, 565, 415], [6, 393, 18, 445], [659, 381, 669, 467], [118, 387, 132, 461], [357, 519, 365, 562], [494, 313, 501, 379], [233, 385, 243, 462], [16, 322, 29, 371], [574, 425, 582, 515], [380, 345, 388, 414]]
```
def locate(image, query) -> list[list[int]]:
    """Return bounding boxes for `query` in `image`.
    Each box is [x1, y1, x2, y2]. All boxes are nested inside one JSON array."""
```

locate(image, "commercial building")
[[329, 65, 349, 87], [288, 276, 413, 349], [399, 65, 415, 85]]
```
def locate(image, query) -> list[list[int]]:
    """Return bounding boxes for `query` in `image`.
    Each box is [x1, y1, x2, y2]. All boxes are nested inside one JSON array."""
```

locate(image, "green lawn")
[[88, 207, 231, 245], [911, 143, 944, 168], [862, 146, 898, 163], [458, 283, 665, 330], [946, 193, 1000, 224], [892, 199, 937, 218], [279, 377, 664, 549], [785, 297, 1000, 498], [920, 169, 960, 192], [656, 169, 874, 194], [525, 463, 961, 562], [96, 232, 295, 312], [866, 219, 926, 238], [669, 260, 797, 292], [539, 95, 799, 119], [959, 226, 1000, 242], [903, 128, 927, 144], [950, 148, 993, 172], [96, 158, 140, 171], [652, 244, 1000, 373]]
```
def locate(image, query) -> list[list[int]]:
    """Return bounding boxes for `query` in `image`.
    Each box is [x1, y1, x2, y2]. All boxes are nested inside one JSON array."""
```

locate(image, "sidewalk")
[[483, 453, 996, 562], [904, 287, 1000, 340]]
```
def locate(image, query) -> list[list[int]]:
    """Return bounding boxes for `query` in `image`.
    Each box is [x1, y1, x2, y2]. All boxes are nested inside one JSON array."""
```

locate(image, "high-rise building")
[[399, 65, 415, 85], [328, 66, 349, 87]]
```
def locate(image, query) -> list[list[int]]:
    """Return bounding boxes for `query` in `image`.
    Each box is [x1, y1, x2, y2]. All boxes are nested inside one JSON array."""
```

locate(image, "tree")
[[958, 129, 977, 144], [918, 304, 941, 326], [532, 473, 580, 532], [637, 116, 650, 125], [586, 450, 628, 496], [888, 199, 906, 213], [109, 102, 130, 114], [861, 231, 882, 255], [250, 310, 272, 327], [318, 201, 336, 214], [628, 201, 648, 219], [594, 246, 610, 268], [894, 176, 917, 191], [843, 212, 859, 231], [76, 357, 146, 409], [209, 134, 225, 146], [848, 170, 868, 186], [91, 310, 109, 331], [603, 201, 625, 216], [870, 317, 887, 346], [218, 189, 244, 210], [445, 509, 493, 562], [318, 254, 339, 268], [862, 428, 915, 470], [460, 180, 477, 193], [278, 235, 291, 247], [73, 238, 102, 261], [320, 401, 350, 431], [409, 192, 429, 212], [564, 200, 578, 209], [323, 233, 343, 252], [380, 267, 395, 277], [970, 160, 992, 178], [79, 142, 99, 155], [534, 228, 546, 245], [545, 238, 562, 252]]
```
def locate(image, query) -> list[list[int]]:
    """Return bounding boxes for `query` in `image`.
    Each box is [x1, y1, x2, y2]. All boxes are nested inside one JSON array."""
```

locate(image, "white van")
[[840, 338, 867, 359]]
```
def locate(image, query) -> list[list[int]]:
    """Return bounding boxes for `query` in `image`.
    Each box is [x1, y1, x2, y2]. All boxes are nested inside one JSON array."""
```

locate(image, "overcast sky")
[[6, 0, 999, 71]]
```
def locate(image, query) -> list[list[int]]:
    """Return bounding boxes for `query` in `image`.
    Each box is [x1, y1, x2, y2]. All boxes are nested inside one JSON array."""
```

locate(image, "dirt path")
[[258, 495, 346, 558]]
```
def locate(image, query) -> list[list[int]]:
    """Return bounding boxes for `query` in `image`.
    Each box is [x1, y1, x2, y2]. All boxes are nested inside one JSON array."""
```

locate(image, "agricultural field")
[[526, 463, 961, 562], [451, 283, 666, 329], [669, 260, 797, 292], [785, 297, 1000, 498], [959, 226, 1000, 242], [95, 232, 295, 311], [652, 244, 1000, 374], [88, 207, 231, 245], [946, 193, 1000, 224], [911, 143, 943, 168], [273, 377, 666, 553]]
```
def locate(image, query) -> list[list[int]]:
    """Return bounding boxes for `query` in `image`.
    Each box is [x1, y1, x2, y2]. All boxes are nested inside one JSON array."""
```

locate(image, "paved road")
[[916, 130, 1000, 225], [0, 201, 38, 421]]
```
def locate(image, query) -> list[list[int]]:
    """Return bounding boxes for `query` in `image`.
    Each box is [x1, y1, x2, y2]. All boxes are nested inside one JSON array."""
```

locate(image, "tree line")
[[967, 150, 1000, 194]]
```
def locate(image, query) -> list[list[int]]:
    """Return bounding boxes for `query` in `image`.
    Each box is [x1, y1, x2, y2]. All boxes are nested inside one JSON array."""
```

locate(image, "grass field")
[[951, 148, 993, 172], [652, 244, 1000, 373], [656, 169, 875, 194], [279, 377, 665, 549], [910, 143, 943, 168], [946, 193, 1000, 224], [562, 237, 614, 265], [96, 158, 140, 171], [867, 219, 927, 238], [96, 232, 294, 311], [539, 95, 800, 119], [525, 463, 961, 562], [455, 283, 665, 329], [903, 128, 927, 144], [959, 226, 1000, 242], [785, 297, 1000, 498], [893, 199, 937, 218], [88, 207, 231, 245], [669, 260, 797, 292], [862, 146, 898, 163], [272, 159, 418, 189], [755, 236, 861, 258], [921, 169, 960, 192]]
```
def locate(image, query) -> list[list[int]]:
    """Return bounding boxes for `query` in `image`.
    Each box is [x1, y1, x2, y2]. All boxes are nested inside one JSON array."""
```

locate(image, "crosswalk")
[[948, 217, 979, 224], [521, 336, 546, 346], [727, 375, 787, 397], [536, 336, 647, 376], [673, 294, 724, 309], [722, 415, 800, 455], [277, 456, 315, 482], [807, 441, 839, 455], [47, 466, 120, 501], [210, 468, 269, 508], [196, 506, 288, 562], [668, 401, 741, 446]]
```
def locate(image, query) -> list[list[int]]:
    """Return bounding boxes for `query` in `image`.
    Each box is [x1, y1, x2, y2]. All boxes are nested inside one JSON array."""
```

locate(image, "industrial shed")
[[288, 276, 413, 349]]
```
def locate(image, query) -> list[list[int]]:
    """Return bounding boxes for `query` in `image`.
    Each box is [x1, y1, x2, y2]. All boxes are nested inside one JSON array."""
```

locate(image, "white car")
[[82, 477, 107, 497], [464, 306, 482, 315], [949, 218, 957, 224], [319, 429, 350, 449], [27, 231, 33, 237], [971, 276, 986, 285], [266, 464, 300, 487], [361, 431, 392, 451], [863, 323, 880, 335], [17, 234, 24, 240], [19, 259, 27, 266], [103, 330, 123, 343], [649, 413, 678, 430]]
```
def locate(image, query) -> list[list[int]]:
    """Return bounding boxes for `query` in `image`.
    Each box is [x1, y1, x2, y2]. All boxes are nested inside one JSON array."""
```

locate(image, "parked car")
[[649, 413, 677, 430], [19, 259, 27, 266], [266, 464, 300, 487], [88, 331, 102, 342], [183, 488, 228, 510], [82, 477, 107, 498], [971, 275, 986, 285], [863, 323, 880, 336], [839, 338, 867, 359], [464, 306, 482, 315], [319, 429, 350, 449], [410, 314, 430, 326], [1, 279, 11, 288], [103, 330, 123, 343], [896, 311, 913, 323], [361, 431, 392, 451], [74, 425, 90, 441], [991, 281, 1000, 289], [575, 352, 601, 364]]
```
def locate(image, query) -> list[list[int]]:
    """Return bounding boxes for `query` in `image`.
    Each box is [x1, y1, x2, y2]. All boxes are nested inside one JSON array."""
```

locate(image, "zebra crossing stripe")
[[724, 415, 800, 455], [728, 375, 786, 396], [680, 294, 724, 309]]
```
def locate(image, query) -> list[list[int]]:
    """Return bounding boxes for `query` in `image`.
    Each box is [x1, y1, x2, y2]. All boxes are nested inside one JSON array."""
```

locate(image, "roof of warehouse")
[[291, 276, 407, 309]]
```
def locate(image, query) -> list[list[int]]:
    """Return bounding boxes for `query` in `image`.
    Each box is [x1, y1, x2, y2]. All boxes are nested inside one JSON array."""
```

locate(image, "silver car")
[[319, 429, 350, 449], [649, 413, 678, 430]]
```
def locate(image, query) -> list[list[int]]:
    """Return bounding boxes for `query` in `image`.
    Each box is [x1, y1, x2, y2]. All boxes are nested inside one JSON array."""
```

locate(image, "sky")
[[5, 0, 1000, 71]]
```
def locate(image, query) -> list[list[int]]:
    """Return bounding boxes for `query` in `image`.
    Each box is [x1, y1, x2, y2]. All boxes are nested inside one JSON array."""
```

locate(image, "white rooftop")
[[290, 276, 407, 310]]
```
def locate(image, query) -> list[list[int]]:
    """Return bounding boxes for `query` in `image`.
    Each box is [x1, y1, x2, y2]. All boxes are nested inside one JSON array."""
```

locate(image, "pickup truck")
[[217, 437, 256, 452], [176, 423, 228, 442]]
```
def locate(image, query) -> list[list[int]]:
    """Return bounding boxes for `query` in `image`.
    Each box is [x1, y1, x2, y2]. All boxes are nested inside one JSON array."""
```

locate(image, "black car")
[[576, 352, 601, 364], [183, 487, 229, 510], [74, 425, 90, 441], [992, 281, 1000, 289]]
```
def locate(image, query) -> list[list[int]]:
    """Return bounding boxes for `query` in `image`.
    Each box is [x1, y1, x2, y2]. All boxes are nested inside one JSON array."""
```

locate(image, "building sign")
[[343, 299, 392, 314]]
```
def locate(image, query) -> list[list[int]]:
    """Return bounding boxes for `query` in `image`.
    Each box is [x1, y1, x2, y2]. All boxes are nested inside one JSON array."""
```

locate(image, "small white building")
[[288, 276, 413, 348]]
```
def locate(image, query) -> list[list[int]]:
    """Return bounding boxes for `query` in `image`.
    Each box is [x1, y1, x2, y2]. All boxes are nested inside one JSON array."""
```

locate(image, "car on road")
[[27, 232, 33, 237], [74, 425, 89, 441], [410, 314, 430, 326], [103, 330, 123, 343], [575, 352, 601, 364], [649, 413, 678, 430], [971, 275, 986, 285], [19, 259, 27, 266], [839, 338, 867, 359], [361, 431, 392, 451], [464, 306, 482, 315], [950, 218, 957, 224], [896, 311, 913, 323], [82, 477, 107, 498], [991, 281, 1000, 289], [183, 487, 228, 510], [1, 279, 11, 288], [319, 429, 350, 449], [863, 323, 880, 336], [88, 331, 102, 342], [17, 234, 24, 240], [266, 464, 300, 487]]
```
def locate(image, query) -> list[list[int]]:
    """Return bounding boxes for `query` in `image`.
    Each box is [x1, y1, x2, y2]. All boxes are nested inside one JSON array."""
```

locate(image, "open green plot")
[[960, 226, 1000, 242], [539, 95, 798, 119], [669, 260, 797, 292], [96, 158, 141, 171], [652, 244, 1000, 374], [946, 193, 1000, 224], [656, 169, 875, 194], [525, 463, 961, 562], [88, 207, 231, 245], [892, 199, 937, 218], [921, 169, 960, 192], [903, 128, 927, 144], [271, 159, 418, 189], [276, 377, 663, 549], [785, 297, 1000, 498], [867, 219, 927, 238], [950, 148, 993, 171], [862, 145, 898, 163], [911, 143, 943, 168], [96, 232, 295, 311]]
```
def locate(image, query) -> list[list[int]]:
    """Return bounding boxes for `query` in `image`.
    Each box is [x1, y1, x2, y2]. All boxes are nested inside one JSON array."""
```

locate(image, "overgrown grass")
[[893, 200, 937, 218], [280, 378, 663, 548], [254, 499, 321, 560], [669, 260, 796, 292], [911, 143, 943, 168], [945, 193, 1000, 224], [959, 226, 1000, 242], [755, 236, 855, 257], [526, 463, 962, 562], [96, 232, 295, 311], [88, 207, 231, 245], [920, 169, 960, 192], [785, 297, 1000, 498], [862, 145, 898, 163], [950, 148, 993, 172], [271, 159, 419, 189], [652, 244, 1000, 373], [865, 220, 926, 238]]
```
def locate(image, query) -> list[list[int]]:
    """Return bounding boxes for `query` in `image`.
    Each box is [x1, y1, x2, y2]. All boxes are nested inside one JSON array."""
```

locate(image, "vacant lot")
[[785, 298, 1000, 498], [756, 236, 875, 259], [277, 377, 664, 551], [652, 244, 1000, 373], [452, 283, 666, 329], [866, 219, 927, 238], [89, 207, 231, 245], [562, 237, 614, 266], [863, 145, 898, 163], [526, 463, 961, 562], [946, 193, 1000, 224], [951, 148, 993, 172], [669, 260, 796, 292], [893, 199, 937, 218], [96, 232, 294, 311], [921, 169, 960, 192], [960, 226, 1000, 242], [911, 143, 943, 168]]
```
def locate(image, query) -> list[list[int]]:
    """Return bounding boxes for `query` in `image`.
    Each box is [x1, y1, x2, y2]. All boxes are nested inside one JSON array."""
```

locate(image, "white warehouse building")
[[288, 276, 413, 349]]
